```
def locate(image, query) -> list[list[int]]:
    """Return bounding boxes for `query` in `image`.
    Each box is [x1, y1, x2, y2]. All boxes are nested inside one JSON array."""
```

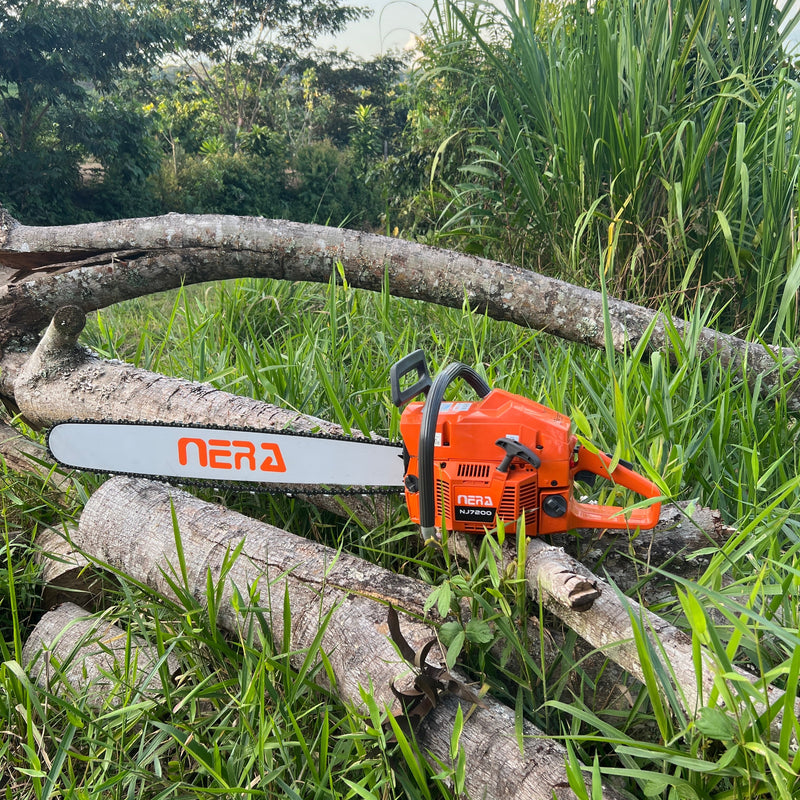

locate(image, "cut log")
[[34, 526, 103, 609], [448, 501, 728, 609], [72, 475, 624, 800], [0, 417, 68, 492], [533, 558, 799, 731], [0, 211, 796, 408], [23, 601, 177, 707], [523, 538, 602, 611]]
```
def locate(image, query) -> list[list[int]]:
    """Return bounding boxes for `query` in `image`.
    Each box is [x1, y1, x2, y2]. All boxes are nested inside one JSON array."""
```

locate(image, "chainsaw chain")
[[48, 418, 405, 497]]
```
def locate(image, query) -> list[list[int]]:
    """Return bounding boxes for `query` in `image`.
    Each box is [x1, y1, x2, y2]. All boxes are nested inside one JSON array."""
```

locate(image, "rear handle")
[[568, 448, 661, 530], [416, 359, 492, 541]]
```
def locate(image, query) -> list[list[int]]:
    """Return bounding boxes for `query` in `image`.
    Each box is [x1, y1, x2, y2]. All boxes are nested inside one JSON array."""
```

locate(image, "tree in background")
[[165, 0, 369, 150], [0, 0, 182, 223]]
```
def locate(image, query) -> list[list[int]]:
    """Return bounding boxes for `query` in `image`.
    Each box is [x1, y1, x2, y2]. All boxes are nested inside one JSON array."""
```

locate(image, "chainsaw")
[[47, 350, 662, 539]]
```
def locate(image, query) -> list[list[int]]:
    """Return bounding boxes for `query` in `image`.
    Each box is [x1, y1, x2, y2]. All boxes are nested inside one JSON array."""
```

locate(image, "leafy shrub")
[[162, 150, 285, 217], [288, 140, 362, 224], [0, 147, 84, 224]]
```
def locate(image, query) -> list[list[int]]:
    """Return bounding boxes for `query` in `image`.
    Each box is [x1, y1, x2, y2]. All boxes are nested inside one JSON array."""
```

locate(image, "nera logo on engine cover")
[[454, 494, 496, 522]]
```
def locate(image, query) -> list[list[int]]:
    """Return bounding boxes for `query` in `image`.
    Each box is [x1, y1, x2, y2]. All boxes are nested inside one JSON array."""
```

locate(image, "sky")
[[316, 0, 432, 59], [319, 1, 800, 60]]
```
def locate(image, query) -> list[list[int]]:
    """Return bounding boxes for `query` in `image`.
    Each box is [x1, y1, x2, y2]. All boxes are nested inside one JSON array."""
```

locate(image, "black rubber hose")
[[418, 362, 491, 540]]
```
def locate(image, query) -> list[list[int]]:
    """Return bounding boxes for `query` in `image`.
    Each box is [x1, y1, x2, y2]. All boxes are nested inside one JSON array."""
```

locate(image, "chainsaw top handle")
[[416, 359, 492, 541]]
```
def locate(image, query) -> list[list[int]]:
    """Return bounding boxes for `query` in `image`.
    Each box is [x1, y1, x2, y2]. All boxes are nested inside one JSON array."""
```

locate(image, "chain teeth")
[[47, 418, 404, 497]]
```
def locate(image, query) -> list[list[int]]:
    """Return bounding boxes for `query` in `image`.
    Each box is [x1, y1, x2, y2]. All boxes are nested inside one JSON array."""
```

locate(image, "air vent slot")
[[456, 463, 491, 479], [498, 486, 518, 520], [462, 521, 486, 532], [519, 480, 538, 510], [434, 479, 450, 518], [519, 478, 539, 529]]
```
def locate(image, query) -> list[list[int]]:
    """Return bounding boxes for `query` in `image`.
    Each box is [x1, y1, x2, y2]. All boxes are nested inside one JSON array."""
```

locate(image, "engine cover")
[[400, 389, 574, 534]]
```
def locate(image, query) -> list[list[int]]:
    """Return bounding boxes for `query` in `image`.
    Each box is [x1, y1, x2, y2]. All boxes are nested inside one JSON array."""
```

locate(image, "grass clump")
[[409, 0, 800, 338]]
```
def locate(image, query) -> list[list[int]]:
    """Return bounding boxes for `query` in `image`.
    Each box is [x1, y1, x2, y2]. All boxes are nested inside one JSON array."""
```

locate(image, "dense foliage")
[[407, 0, 800, 337], [0, 0, 404, 228]]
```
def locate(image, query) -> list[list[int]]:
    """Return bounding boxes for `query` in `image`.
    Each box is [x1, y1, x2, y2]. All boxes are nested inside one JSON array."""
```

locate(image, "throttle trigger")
[[495, 437, 542, 472], [574, 470, 597, 488]]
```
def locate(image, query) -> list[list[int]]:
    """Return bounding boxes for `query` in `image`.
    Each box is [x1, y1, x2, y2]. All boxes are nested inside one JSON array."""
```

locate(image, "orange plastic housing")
[[399, 389, 661, 536]]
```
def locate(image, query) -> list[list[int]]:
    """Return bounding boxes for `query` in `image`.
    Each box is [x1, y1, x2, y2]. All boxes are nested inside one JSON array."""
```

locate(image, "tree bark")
[[12, 307, 344, 434], [71, 475, 623, 800], [449, 502, 730, 601], [0, 211, 797, 406], [535, 558, 797, 731], [23, 601, 178, 708]]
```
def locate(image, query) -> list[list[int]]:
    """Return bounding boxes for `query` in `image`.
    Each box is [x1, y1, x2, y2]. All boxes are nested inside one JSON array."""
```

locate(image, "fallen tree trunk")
[[71, 475, 623, 800], [447, 501, 729, 600], [23, 601, 178, 707], [0, 210, 797, 407], [12, 306, 349, 435]]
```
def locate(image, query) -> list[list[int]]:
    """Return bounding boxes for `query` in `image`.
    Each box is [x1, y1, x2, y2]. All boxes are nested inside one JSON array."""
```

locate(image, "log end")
[[564, 573, 602, 611], [0, 203, 19, 247], [23, 602, 177, 708], [52, 305, 86, 342]]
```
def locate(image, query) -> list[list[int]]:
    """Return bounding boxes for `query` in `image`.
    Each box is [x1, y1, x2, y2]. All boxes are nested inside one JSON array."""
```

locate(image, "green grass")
[[411, 0, 800, 338], [2, 272, 800, 798]]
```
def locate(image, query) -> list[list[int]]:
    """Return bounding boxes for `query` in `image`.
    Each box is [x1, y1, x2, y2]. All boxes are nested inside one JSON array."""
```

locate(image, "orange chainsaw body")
[[399, 388, 661, 536]]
